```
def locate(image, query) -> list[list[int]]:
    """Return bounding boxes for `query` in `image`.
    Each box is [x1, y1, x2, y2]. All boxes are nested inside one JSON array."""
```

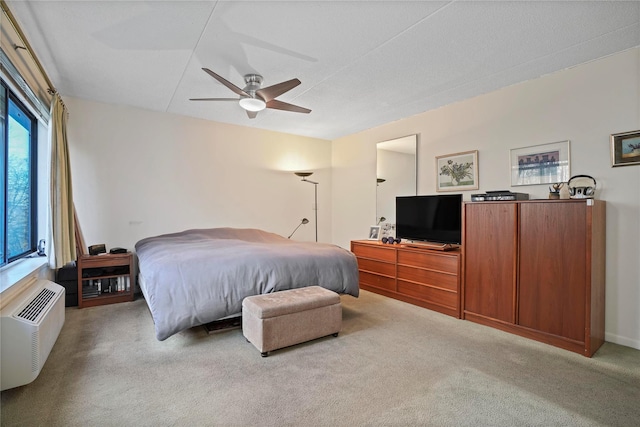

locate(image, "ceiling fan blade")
[[266, 99, 311, 114], [189, 98, 238, 101], [256, 78, 301, 102], [202, 68, 249, 97], [246, 110, 258, 119]]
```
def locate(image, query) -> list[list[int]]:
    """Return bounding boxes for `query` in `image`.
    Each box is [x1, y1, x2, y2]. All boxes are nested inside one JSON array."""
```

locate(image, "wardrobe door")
[[518, 202, 586, 342], [463, 203, 518, 323]]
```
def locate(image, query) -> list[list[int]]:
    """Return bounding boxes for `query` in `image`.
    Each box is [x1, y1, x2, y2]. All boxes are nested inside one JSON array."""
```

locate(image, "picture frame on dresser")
[[436, 150, 478, 192], [380, 223, 395, 239], [368, 226, 380, 240], [510, 140, 570, 186], [610, 130, 640, 167]]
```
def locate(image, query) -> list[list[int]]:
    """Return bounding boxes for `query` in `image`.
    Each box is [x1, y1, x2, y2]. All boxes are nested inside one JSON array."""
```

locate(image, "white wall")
[[66, 98, 332, 250], [332, 48, 640, 349]]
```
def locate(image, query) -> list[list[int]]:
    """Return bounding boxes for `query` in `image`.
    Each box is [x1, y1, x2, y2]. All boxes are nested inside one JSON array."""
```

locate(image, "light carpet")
[[2, 290, 639, 426]]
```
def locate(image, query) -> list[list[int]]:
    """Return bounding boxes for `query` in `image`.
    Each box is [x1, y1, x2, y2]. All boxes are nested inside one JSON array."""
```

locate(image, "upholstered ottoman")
[[242, 286, 342, 357]]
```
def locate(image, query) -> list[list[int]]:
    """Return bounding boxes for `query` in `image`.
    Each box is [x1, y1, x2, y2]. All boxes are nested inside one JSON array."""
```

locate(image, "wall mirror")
[[376, 134, 417, 226]]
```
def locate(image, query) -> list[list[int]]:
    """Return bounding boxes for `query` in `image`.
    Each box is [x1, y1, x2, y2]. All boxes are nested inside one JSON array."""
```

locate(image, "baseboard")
[[605, 332, 640, 350]]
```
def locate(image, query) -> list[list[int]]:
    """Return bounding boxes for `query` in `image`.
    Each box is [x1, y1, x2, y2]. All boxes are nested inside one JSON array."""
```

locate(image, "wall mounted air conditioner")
[[1, 279, 65, 391]]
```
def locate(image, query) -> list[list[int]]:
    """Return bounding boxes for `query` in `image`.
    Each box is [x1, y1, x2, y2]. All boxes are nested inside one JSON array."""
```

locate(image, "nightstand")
[[77, 253, 135, 308]]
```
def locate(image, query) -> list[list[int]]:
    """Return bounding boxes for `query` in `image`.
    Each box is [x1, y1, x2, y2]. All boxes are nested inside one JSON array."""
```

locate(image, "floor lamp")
[[295, 172, 318, 242]]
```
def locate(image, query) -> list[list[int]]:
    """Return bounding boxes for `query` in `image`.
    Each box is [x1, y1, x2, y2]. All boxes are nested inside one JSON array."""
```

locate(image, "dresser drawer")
[[351, 242, 396, 262], [397, 280, 457, 308], [350, 240, 461, 318], [397, 265, 457, 291], [360, 271, 396, 291], [357, 258, 395, 276], [397, 249, 458, 273]]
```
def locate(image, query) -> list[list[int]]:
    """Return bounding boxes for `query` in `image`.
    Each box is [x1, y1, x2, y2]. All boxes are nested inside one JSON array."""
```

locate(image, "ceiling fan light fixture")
[[239, 97, 266, 112], [193, 68, 309, 116]]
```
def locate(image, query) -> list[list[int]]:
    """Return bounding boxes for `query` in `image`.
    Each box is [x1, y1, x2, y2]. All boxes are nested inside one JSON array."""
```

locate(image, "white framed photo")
[[368, 226, 381, 240], [380, 223, 395, 239]]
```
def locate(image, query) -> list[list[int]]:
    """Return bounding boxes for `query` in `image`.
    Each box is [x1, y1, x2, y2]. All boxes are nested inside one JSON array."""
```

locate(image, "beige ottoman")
[[242, 286, 342, 357]]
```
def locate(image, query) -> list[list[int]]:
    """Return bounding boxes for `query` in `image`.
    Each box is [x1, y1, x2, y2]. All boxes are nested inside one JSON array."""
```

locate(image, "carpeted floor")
[[2, 290, 639, 426]]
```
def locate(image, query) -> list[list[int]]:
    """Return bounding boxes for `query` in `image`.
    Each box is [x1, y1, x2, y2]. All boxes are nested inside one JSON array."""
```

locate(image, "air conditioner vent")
[[15, 288, 56, 323], [2, 280, 65, 390]]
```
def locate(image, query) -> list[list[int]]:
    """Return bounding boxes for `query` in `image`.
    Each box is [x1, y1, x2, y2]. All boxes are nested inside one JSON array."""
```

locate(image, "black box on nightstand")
[[55, 264, 78, 307]]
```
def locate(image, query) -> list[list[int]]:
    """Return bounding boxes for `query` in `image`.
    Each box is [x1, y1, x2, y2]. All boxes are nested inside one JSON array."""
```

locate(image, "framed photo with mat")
[[510, 141, 570, 186], [611, 130, 640, 167], [436, 150, 479, 192]]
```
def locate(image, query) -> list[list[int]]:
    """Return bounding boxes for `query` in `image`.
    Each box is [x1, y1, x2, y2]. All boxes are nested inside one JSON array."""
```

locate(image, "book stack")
[[82, 276, 130, 298]]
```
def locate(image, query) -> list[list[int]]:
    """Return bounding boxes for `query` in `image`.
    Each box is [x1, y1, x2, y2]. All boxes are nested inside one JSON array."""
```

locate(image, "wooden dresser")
[[351, 240, 461, 318]]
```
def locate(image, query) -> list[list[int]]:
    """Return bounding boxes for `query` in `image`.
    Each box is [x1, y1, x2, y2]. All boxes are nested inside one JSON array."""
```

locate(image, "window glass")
[[1, 81, 37, 265], [0, 84, 5, 263]]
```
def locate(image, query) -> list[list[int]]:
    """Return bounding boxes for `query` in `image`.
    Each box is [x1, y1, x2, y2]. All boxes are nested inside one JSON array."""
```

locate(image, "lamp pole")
[[295, 172, 319, 242], [313, 181, 318, 242]]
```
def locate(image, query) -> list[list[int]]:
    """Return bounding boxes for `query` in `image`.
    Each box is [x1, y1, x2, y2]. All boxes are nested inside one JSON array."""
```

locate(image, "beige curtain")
[[47, 92, 76, 269]]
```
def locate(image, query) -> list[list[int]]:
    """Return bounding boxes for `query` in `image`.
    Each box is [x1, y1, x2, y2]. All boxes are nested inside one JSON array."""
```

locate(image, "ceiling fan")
[[190, 68, 311, 119]]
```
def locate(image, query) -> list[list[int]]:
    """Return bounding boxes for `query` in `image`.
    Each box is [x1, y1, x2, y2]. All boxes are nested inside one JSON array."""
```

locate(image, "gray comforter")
[[135, 228, 359, 340]]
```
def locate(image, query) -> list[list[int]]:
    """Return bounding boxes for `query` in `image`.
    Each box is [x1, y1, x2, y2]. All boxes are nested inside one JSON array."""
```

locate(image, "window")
[[1, 80, 38, 266]]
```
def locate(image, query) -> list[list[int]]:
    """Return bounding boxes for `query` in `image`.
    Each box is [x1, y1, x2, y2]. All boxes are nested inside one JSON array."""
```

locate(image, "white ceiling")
[[6, 1, 640, 140]]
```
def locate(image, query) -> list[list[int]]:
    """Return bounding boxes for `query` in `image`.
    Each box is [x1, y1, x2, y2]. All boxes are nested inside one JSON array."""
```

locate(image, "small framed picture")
[[380, 223, 395, 239], [510, 140, 570, 186], [436, 150, 479, 192], [368, 226, 381, 240], [611, 130, 640, 167]]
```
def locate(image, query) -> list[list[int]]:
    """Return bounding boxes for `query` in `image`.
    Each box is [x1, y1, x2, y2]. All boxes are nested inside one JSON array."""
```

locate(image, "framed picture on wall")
[[510, 140, 570, 186], [611, 130, 640, 167], [436, 150, 479, 192]]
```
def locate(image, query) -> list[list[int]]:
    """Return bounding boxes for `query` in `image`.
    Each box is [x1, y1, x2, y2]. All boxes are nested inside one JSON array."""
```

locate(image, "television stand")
[[402, 241, 459, 251]]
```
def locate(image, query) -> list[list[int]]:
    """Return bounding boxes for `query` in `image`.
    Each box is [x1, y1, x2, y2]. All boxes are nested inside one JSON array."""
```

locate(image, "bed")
[[135, 228, 359, 340]]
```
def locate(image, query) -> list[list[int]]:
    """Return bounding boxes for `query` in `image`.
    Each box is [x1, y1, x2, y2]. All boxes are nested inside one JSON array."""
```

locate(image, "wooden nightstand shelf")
[[77, 253, 135, 308]]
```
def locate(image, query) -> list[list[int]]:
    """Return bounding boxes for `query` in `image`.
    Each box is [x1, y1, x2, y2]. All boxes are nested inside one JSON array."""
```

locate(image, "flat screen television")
[[396, 194, 462, 245]]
